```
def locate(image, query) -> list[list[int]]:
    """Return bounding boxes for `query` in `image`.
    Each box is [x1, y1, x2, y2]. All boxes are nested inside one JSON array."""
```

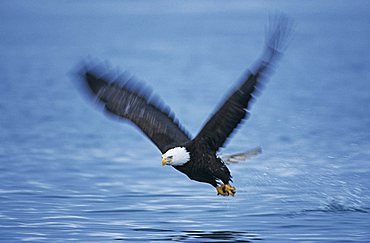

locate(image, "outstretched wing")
[[78, 66, 191, 153], [193, 15, 292, 152]]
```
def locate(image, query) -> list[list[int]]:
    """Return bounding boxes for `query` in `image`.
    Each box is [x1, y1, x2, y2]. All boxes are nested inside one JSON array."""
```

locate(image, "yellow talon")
[[216, 186, 224, 195], [216, 183, 236, 196]]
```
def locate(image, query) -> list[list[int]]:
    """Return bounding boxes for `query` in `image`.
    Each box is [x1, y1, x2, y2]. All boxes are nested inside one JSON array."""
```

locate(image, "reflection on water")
[[89, 230, 260, 242], [177, 230, 261, 242], [118, 230, 261, 242]]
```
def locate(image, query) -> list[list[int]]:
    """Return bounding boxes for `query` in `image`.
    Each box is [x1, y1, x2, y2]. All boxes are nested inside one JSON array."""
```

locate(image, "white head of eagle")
[[162, 147, 190, 166]]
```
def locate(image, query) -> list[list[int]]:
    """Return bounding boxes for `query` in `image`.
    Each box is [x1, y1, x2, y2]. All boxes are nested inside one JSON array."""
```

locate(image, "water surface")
[[0, 0, 369, 241]]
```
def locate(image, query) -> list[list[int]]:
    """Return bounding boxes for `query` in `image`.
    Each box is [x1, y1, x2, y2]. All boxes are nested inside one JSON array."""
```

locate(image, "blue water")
[[1, 0, 369, 241]]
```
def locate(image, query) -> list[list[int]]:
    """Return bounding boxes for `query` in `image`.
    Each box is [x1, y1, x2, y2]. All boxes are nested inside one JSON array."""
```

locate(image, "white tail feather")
[[221, 147, 262, 164]]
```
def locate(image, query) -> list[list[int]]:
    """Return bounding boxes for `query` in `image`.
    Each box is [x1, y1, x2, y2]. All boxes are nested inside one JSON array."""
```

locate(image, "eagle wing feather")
[[193, 15, 292, 152], [80, 67, 191, 153]]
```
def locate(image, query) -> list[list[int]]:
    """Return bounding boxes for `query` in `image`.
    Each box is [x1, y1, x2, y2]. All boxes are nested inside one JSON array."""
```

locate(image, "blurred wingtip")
[[71, 59, 110, 106], [72, 58, 122, 97], [249, 13, 294, 78], [265, 13, 295, 59]]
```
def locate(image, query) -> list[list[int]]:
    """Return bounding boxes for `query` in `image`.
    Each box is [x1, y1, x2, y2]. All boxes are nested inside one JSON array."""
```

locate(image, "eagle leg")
[[216, 183, 236, 196]]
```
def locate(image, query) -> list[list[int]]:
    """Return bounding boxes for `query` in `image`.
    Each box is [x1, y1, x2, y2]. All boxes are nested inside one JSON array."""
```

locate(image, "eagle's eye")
[[168, 155, 173, 160]]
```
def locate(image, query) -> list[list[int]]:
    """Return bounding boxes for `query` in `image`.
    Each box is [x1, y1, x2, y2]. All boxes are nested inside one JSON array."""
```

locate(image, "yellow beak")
[[162, 157, 172, 166]]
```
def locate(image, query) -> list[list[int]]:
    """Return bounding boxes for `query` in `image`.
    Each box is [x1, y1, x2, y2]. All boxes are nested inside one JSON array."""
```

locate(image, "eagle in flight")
[[77, 16, 290, 196]]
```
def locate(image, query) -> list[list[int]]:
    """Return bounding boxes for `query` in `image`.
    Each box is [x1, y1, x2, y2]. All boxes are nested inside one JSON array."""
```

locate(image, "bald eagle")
[[77, 17, 290, 196]]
